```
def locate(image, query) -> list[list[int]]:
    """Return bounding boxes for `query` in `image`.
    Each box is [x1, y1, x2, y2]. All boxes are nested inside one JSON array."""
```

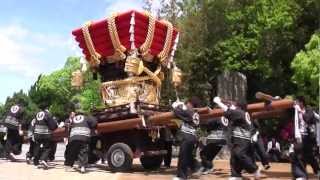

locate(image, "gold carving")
[[124, 55, 162, 87], [158, 20, 173, 62], [107, 13, 127, 61], [101, 79, 159, 106], [140, 12, 156, 61], [82, 22, 101, 67], [172, 66, 182, 87]]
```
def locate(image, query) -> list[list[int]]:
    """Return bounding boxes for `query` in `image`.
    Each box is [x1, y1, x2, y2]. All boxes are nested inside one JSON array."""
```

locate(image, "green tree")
[[2, 90, 39, 127], [0, 103, 5, 120], [29, 57, 80, 120], [291, 32, 320, 105], [29, 57, 102, 120], [172, 0, 320, 104], [72, 70, 103, 113], [174, 0, 237, 104]]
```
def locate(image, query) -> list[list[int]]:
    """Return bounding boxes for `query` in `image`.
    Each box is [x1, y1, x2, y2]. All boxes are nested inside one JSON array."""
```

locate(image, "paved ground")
[[0, 143, 317, 180]]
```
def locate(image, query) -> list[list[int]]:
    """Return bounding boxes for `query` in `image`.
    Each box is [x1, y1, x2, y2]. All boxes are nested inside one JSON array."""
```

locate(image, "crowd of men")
[[0, 104, 97, 173], [171, 96, 320, 180], [0, 95, 319, 180]]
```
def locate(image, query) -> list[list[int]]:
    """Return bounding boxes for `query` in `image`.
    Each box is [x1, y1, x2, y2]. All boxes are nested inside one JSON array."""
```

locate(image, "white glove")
[[230, 104, 236, 110], [3, 134, 7, 141], [314, 112, 320, 120], [31, 119, 36, 126], [182, 104, 187, 110], [58, 122, 65, 128], [251, 132, 259, 142], [172, 100, 184, 109], [289, 144, 294, 154], [63, 138, 68, 145], [19, 130, 23, 136], [213, 96, 221, 104], [213, 96, 228, 112]]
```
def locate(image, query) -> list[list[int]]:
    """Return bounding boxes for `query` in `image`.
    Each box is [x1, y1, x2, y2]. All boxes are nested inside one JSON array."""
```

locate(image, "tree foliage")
[[291, 32, 320, 105], [30, 57, 102, 120], [0, 57, 103, 124], [0, 103, 4, 120], [166, 0, 320, 105]]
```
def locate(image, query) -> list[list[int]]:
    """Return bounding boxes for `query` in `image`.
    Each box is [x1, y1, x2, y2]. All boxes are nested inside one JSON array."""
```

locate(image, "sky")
[[0, 0, 147, 103]]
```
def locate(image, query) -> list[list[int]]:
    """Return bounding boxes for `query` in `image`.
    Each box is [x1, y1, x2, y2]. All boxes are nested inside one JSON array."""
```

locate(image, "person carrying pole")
[[213, 97, 261, 180]]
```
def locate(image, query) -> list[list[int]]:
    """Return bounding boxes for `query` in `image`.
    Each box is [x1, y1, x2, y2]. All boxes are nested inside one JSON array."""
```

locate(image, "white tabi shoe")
[[254, 167, 261, 180], [40, 160, 48, 170], [8, 153, 17, 162], [80, 166, 86, 174], [229, 177, 242, 180]]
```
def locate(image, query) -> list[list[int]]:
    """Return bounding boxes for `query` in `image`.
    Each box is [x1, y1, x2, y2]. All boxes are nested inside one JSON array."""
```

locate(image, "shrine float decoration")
[[72, 10, 181, 107], [52, 10, 295, 171]]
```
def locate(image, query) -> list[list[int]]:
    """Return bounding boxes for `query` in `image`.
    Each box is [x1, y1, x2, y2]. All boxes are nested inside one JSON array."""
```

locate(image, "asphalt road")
[[0, 143, 317, 180]]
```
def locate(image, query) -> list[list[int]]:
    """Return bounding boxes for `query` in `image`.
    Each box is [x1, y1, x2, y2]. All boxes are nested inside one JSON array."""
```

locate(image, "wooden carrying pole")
[[53, 99, 294, 140], [251, 109, 288, 119]]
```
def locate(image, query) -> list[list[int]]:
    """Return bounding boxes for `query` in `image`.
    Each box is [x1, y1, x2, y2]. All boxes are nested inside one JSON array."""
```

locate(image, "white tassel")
[[131, 42, 135, 50], [130, 12, 135, 25], [174, 33, 180, 43], [167, 33, 180, 62], [129, 12, 136, 50], [129, 26, 134, 33], [130, 34, 135, 41], [171, 50, 175, 56], [172, 44, 177, 50]]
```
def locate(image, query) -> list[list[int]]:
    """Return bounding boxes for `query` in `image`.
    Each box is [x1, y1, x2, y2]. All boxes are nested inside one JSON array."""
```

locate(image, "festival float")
[[52, 10, 294, 171]]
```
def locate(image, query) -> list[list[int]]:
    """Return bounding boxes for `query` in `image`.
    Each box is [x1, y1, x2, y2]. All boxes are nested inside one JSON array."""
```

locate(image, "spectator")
[[267, 138, 281, 162], [280, 121, 294, 141]]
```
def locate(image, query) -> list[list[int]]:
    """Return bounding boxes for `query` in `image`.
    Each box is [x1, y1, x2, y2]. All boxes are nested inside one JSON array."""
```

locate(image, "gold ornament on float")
[[71, 70, 84, 88], [172, 66, 182, 87], [73, 10, 181, 107]]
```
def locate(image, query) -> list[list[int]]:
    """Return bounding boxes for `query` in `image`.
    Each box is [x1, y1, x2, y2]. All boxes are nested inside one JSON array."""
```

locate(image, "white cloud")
[[0, 24, 74, 78], [104, 0, 144, 16]]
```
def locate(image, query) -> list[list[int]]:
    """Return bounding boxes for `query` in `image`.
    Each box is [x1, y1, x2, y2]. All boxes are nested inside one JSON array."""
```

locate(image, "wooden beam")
[[53, 99, 294, 139]]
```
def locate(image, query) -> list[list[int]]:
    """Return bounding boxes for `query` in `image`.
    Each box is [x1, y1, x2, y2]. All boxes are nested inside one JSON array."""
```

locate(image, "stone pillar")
[[217, 71, 247, 102], [216, 72, 247, 159]]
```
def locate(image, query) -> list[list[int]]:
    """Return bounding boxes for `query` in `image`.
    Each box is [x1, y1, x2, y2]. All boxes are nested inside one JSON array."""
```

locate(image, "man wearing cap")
[[213, 97, 261, 180], [33, 108, 58, 169], [64, 108, 97, 173], [3, 104, 24, 161], [172, 97, 201, 180]]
